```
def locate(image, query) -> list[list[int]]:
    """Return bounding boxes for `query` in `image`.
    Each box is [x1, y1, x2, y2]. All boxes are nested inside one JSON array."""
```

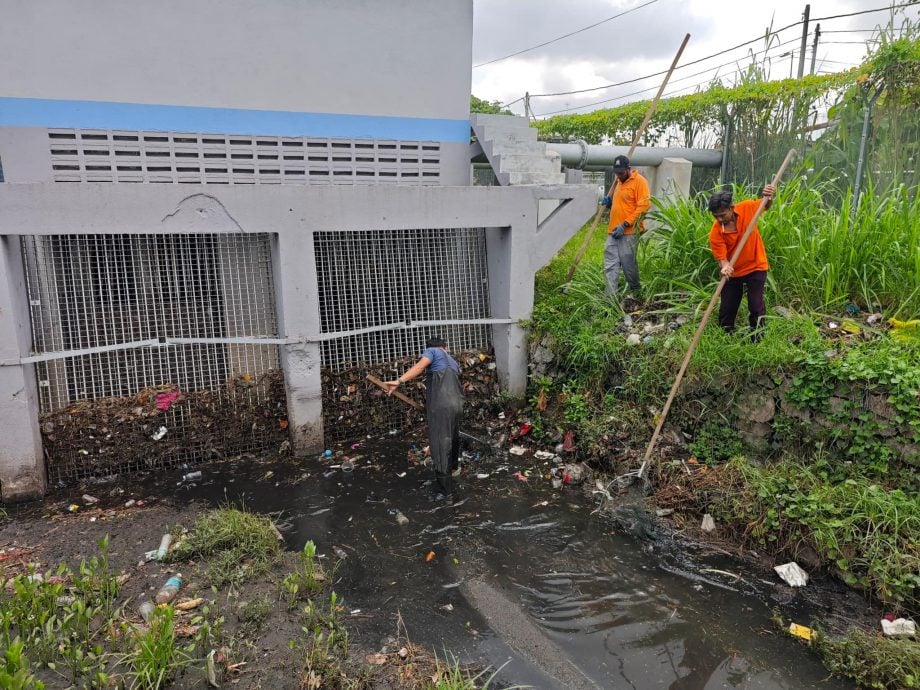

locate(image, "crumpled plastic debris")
[[534, 450, 555, 460], [509, 445, 527, 456], [513, 471, 529, 482], [155, 390, 181, 411], [701, 514, 716, 532], [774, 562, 809, 587], [788, 622, 813, 641], [151, 426, 167, 441], [881, 618, 916, 637], [562, 463, 586, 485]]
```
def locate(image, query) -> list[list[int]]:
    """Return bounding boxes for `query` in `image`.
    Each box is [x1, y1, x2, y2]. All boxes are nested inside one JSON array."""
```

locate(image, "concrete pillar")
[[564, 168, 584, 184], [272, 232, 324, 454], [486, 222, 532, 397], [654, 157, 692, 202], [0, 236, 46, 501]]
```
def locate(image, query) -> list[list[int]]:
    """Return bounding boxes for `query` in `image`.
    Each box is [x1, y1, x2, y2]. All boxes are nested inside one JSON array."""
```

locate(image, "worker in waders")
[[385, 337, 463, 501]]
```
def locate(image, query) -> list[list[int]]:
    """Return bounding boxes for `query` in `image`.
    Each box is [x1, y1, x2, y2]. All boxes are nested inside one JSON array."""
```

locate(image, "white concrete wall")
[[0, 0, 472, 121]]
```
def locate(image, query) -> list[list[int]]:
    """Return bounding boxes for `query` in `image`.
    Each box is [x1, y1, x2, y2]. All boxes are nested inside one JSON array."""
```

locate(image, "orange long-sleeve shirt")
[[709, 199, 770, 277], [608, 170, 651, 235]]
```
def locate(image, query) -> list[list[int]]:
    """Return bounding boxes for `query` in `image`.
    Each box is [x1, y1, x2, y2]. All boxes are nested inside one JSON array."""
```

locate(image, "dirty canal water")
[[151, 440, 851, 689]]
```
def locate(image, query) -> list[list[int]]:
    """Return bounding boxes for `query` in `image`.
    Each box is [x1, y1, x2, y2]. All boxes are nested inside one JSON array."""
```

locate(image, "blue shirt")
[[422, 347, 459, 375]]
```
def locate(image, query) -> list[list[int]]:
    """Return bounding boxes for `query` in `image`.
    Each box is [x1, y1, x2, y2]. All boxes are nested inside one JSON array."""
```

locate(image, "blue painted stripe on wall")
[[0, 97, 471, 142]]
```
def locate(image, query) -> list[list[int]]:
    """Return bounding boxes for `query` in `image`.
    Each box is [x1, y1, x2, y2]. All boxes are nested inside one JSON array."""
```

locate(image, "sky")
[[471, 0, 920, 118]]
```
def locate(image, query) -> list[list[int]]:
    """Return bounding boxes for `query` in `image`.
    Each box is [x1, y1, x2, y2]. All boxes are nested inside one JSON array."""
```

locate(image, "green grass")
[[283, 540, 327, 608], [123, 604, 191, 690], [168, 505, 282, 588], [698, 457, 920, 609], [815, 626, 920, 689]]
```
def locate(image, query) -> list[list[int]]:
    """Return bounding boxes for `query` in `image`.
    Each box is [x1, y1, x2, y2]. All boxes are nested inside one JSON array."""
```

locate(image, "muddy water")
[[171, 440, 852, 689]]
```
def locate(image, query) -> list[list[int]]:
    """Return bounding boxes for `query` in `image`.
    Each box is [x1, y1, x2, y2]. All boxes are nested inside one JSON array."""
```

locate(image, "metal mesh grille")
[[314, 228, 492, 371], [48, 129, 441, 185], [20, 233, 286, 483]]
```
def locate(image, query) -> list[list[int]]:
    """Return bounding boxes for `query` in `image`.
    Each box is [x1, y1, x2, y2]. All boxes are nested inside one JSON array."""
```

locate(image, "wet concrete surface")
[[38, 438, 855, 689]]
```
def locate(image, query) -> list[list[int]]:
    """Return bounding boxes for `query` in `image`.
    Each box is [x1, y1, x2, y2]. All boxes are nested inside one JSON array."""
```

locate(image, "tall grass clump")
[[642, 179, 920, 315], [168, 505, 282, 587]]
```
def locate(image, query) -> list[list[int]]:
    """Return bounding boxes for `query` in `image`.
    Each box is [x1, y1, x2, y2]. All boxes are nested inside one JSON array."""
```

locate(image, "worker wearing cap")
[[707, 184, 776, 334], [601, 155, 651, 298]]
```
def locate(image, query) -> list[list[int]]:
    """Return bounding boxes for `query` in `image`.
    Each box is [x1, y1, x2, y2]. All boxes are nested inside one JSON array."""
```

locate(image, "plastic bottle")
[[182, 471, 202, 482], [156, 534, 173, 561], [138, 599, 155, 623], [154, 573, 182, 604]]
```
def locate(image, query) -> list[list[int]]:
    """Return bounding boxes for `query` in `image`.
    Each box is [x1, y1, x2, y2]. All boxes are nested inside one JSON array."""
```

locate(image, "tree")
[[470, 95, 513, 115]]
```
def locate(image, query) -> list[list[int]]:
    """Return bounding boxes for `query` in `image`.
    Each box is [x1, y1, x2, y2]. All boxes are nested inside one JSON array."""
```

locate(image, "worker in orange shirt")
[[707, 184, 777, 334], [601, 155, 651, 297]]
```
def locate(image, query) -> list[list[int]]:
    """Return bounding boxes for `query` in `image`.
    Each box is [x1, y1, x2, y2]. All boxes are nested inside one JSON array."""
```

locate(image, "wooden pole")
[[636, 148, 797, 481], [564, 33, 691, 284], [366, 374, 424, 412]]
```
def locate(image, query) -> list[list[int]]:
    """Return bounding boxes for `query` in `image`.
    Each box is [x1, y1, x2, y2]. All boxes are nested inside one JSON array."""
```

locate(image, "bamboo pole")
[[636, 148, 797, 481], [564, 33, 691, 284], [366, 374, 424, 411]]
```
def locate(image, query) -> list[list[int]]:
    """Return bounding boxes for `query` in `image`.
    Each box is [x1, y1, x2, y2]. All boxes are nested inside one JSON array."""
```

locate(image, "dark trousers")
[[719, 270, 767, 332]]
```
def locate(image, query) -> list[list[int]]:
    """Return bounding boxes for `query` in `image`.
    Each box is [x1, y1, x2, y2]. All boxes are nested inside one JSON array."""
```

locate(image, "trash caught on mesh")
[[774, 562, 809, 587]]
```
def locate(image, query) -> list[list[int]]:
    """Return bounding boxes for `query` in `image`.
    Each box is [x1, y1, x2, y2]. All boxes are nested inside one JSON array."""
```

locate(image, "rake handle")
[[366, 374, 424, 412], [564, 33, 690, 284], [636, 148, 797, 481]]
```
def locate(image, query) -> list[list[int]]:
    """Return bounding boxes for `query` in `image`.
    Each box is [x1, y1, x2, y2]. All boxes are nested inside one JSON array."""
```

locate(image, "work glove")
[[611, 222, 627, 239], [601, 195, 612, 209]]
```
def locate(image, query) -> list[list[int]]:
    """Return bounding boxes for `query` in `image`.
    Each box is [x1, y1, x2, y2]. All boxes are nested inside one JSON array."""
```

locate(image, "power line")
[[500, 0, 918, 102], [473, 0, 660, 69], [536, 35, 805, 115]]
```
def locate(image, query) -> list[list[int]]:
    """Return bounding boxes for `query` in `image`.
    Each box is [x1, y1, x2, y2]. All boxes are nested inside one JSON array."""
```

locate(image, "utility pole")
[[797, 4, 810, 79], [809, 23, 821, 75]]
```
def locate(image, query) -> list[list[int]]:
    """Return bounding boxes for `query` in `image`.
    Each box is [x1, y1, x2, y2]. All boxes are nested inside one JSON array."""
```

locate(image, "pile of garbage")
[[322, 351, 500, 443], [40, 371, 289, 484]]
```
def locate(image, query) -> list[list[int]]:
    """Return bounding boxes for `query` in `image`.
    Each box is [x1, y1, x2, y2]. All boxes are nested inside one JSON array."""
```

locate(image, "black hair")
[[425, 336, 447, 348], [708, 190, 734, 213]]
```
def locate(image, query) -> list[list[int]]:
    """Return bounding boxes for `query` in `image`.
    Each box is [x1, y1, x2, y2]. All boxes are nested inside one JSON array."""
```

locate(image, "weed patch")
[[815, 626, 920, 689], [168, 505, 282, 588]]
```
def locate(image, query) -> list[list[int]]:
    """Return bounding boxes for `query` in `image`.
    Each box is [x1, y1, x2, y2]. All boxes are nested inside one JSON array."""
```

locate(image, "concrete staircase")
[[470, 114, 565, 186]]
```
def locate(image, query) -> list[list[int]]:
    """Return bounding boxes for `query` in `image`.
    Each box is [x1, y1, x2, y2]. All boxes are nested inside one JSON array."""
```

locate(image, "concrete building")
[[0, 0, 603, 500]]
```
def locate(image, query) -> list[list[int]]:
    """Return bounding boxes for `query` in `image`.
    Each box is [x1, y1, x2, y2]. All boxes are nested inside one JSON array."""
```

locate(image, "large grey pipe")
[[544, 141, 722, 170]]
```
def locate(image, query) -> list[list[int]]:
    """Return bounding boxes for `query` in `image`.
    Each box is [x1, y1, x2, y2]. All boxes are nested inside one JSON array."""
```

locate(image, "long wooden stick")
[[564, 33, 691, 284], [366, 374, 423, 411], [636, 148, 797, 481]]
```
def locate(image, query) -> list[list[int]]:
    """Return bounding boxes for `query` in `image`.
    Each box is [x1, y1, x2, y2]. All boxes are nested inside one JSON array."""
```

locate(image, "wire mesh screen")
[[315, 228, 493, 442], [314, 228, 492, 372], [20, 233, 288, 483]]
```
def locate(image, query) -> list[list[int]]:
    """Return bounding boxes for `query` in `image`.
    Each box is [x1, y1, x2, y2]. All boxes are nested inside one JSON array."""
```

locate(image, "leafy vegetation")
[[283, 540, 327, 607], [470, 95, 513, 115], [535, 25, 920, 192]]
